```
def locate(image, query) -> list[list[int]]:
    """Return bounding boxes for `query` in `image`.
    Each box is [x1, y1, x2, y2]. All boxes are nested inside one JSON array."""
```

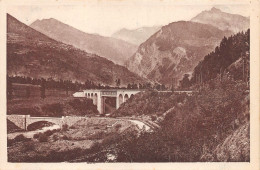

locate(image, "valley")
[[6, 6, 250, 163]]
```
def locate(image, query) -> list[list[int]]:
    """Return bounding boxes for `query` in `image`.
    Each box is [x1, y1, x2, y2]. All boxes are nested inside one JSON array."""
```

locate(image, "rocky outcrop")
[[126, 21, 231, 85]]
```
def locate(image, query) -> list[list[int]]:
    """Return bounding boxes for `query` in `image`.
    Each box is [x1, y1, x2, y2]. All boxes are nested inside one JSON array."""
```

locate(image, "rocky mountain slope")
[[111, 26, 161, 46], [30, 18, 138, 65], [7, 14, 144, 86], [191, 7, 249, 33], [126, 21, 231, 85]]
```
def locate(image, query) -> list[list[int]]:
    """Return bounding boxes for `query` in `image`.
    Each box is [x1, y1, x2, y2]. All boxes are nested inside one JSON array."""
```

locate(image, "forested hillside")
[[181, 29, 249, 87], [112, 91, 186, 117], [90, 77, 250, 161]]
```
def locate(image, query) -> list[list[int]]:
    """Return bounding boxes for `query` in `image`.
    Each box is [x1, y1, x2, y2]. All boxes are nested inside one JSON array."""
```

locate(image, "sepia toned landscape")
[[6, 3, 250, 163]]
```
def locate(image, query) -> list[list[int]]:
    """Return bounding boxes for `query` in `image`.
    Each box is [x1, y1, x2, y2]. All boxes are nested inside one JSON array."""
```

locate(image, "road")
[[128, 119, 151, 131]]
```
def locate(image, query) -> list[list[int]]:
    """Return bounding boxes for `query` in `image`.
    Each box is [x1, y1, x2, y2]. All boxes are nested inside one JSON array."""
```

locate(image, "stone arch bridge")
[[7, 115, 84, 130]]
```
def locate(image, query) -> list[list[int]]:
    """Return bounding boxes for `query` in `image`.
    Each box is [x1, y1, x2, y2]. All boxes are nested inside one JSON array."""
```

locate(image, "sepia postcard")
[[0, 0, 259, 169]]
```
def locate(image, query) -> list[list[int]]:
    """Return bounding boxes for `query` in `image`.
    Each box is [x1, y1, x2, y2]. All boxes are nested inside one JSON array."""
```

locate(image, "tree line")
[[7, 75, 168, 99]]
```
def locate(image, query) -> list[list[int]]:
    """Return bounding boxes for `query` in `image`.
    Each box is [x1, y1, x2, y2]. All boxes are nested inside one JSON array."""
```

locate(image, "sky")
[[7, 0, 250, 37]]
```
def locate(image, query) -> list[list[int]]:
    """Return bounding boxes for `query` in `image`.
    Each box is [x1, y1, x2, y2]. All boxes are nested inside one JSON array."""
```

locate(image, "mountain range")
[[7, 14, 144, 86], [30, 18, 138, 65], [126, 7, 249, 85], [7, 7, 249, 87], [111, 26, 162, 46]]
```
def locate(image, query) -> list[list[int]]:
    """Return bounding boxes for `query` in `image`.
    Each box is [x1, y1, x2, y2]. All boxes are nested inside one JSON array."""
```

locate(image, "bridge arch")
[[88, 93, 90, 98], [124, 94, 129, 102], [119, 94, 123, 106], [130, 94, 134, 99], [27, 120, 56, 131], [26, 117, 63, 130]]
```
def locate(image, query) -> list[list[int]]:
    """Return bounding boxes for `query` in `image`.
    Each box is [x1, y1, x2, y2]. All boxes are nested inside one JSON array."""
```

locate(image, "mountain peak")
[[191, 7, 249, 33], [210, 7, 222, 13], [45, 18, 59, 22], [31, 18, 60, 25]]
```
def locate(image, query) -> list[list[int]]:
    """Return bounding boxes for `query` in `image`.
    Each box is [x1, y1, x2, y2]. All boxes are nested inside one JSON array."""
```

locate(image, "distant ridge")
[[112, 26, 162, 46], [30, 18, 138, 66]]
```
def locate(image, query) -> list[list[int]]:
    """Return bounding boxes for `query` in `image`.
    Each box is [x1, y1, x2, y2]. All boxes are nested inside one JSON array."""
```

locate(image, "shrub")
[[62, 124, 69, 131], [52, 134, 59, 141], [115, 124, 122, 130], [151, 115, 157, 121], [62, 135, 69, 140], [13, 134, 30, 143], [7, 134, 31, 147], [33, 133, 40, 139], [38, 133, 48, 142], [70, 125, 76, 129]]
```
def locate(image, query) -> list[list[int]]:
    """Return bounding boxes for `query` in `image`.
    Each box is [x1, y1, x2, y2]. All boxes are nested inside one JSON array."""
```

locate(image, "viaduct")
[[73, 89, 141, 114]]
